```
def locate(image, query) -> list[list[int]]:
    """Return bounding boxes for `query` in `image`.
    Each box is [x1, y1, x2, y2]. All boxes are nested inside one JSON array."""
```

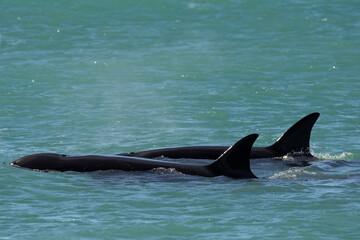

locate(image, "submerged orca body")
[[119, 113, 319, 160], [11, 134, 258, 179]]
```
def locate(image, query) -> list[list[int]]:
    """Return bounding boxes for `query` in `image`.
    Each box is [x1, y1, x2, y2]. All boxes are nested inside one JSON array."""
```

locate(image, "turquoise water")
[[1, 0, 360, 239]]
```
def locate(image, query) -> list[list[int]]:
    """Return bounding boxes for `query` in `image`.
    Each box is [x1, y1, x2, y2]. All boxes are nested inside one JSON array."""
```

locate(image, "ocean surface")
[[1, 0, 359, 239]]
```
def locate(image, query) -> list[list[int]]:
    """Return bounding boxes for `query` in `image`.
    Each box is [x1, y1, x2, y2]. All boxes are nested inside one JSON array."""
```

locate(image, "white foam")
[[269, 167, 316, 179], [314, 152, 353, 160]]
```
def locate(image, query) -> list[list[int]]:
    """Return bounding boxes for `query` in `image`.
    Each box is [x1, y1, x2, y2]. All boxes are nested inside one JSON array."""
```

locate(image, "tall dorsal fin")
[[208, 134, 258, 178], [269, 112, 320, 156]]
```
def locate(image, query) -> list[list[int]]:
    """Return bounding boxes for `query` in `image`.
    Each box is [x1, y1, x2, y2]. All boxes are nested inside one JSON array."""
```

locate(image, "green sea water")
[[1, 0, 360, 239]]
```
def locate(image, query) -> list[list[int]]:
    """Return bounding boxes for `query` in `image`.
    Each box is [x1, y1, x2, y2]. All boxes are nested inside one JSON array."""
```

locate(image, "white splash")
[[151, 167, 182, 175], [269, 167, 316, 179], [314, 152, 353, 160]]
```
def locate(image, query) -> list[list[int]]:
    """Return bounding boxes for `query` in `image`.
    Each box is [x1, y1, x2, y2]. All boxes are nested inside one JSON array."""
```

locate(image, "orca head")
[[11, 153, 66, 171]]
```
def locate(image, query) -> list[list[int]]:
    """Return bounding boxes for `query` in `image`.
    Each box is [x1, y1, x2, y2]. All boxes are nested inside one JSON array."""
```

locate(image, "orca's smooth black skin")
[[11, 134, 258, 179], [119, 113, 320, 160]]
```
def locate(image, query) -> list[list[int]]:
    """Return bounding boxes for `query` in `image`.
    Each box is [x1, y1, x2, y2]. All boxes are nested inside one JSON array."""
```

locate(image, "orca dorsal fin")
[[270, 112, 320, 156], [208, 134, 258, 178]]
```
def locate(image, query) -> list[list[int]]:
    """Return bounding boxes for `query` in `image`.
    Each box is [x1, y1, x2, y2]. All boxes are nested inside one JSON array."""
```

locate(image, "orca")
[[11, 134, 258, 179], [119, 113, 319, 160]]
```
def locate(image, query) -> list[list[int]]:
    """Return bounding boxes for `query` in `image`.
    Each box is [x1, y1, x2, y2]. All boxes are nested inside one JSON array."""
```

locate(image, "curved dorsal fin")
[[208, 134, 258, 178], [270, 112, 320, 156]]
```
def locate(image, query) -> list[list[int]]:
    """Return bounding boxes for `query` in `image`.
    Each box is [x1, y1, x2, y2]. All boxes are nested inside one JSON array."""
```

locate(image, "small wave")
[[151, 167, 182, 175], [269, 167, 317, 180], [280, 155, 315, 166], [314, 152, 353, 160]]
